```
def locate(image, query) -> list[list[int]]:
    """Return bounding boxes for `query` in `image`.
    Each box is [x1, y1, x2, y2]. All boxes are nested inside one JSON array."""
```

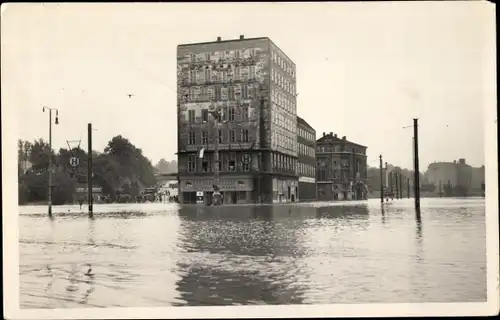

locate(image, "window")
[[202, 131, 208, 144], [242, 85, 248, 99], [249, 66, 255, 80], [201, 109, 208, 122], [242, 161, 250, 172], [218, 129, 223, 143], [228, 155, 236, 172], [229, 108, 235, 121], [222, 107, 228, 122], [230, 130, 236, 142], [242, 106, 249, 121], [188, 110, 195, 123], [202, 159, 209, 172], [188, 132, 196, 145], [241, 129, 249, 142], [188, 154, 196, 172]]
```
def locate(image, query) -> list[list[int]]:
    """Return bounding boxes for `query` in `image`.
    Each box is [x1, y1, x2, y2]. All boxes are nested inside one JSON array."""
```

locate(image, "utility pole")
[[407, 177, 410, 199], [399, 173, 403, 199], [88, 123, 93, 218], [439, 180, 442, 197], [213, 112, 220, 192], [413, 118, 421, 211], [43, 106, 58, 218], [208, 107, 221, 205], [379, 155, 383, 203], [389, 172, 393, 198], [395, 172, 399, 199]]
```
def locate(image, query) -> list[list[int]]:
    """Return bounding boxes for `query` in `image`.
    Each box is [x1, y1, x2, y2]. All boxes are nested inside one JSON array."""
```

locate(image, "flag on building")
[[198, 148, 205, 159]]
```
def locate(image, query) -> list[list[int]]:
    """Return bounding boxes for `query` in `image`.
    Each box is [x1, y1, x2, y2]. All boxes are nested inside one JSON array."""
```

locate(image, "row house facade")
[[316, 132, 368, 201], [176, 35, 299, 204], [296, 116, 317, 201]]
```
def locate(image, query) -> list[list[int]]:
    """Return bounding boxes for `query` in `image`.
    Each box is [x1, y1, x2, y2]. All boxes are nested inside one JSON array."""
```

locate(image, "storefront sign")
[[75, 187, 102, 193]]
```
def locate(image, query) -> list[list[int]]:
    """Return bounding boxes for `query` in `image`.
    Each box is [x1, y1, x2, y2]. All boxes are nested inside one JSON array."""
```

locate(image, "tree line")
[[18, 135, 157, 205]]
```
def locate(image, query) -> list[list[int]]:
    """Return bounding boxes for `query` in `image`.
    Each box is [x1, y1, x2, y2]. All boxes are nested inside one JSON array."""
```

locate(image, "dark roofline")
[[316, 134, 367, 149], [178, 37, 269, 48], [297, 116, 315, 131]]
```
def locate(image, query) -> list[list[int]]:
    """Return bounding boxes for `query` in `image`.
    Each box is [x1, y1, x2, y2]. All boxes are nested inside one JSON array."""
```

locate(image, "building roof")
[[178, 36, 269, 48], [297, 116, 315, 131], [177, 36, 295, 65], [316, 133, 367, 148]]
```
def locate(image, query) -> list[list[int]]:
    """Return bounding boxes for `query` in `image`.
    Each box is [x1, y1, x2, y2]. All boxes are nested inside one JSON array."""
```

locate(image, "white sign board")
[[69, 157, 80, 167]]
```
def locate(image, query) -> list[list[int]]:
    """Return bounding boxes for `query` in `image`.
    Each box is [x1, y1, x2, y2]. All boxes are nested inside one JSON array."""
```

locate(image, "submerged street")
[[18, 198, 486, 308]]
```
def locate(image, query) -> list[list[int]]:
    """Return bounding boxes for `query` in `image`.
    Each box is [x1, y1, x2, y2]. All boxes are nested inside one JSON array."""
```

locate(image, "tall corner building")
[[176, 35, 298, 204]]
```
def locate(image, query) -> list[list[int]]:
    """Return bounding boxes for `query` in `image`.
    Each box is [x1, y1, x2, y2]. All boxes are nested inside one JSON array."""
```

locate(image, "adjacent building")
[[296, 116, 317, 201], [315, 132, 368, 201], [176, 35, 299, 204]]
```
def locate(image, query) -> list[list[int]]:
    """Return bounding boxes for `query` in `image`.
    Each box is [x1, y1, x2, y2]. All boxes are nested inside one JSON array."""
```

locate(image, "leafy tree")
[[19, 134, 157, 205], [18, 139, 33, 175], [29, 138, 55, 172]]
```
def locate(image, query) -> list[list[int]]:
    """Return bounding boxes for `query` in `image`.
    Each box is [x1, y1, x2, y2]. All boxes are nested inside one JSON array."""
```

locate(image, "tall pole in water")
[[413, 118, 421, 211], [43, 106, 59, 218], [395, 172, 399, 199], [88, 123, 93, 218], [208, 107, 221, 205], [399, 173, 403, 199], [407, 177, 410, 198], [214, 112, 220, 191], [389, 172, 393, 197], [379, 155, 383, 203]]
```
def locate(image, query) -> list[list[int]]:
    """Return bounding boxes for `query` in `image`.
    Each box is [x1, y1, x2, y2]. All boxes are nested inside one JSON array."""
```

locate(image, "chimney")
[[334, 134, 337, 138], [217, 36, 222, 42], [239, 35, 244, 40], [329, 132, 333, 136], [322, 132, 326, 137], [342, 136, 346, 140], [453, 160, 456, 164], [459, 158, 466, 165]]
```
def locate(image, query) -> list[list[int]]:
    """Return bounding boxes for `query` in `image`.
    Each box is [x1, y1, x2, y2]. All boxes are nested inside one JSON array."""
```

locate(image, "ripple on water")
[[18, 198, 487, 307]]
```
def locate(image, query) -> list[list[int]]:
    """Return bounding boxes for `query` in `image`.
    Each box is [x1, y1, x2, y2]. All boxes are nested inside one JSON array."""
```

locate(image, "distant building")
[[176, 35, 299, 204], [316, 132, 368, 201], [425, 159, 483, 195], [296, 116, 317, 201]]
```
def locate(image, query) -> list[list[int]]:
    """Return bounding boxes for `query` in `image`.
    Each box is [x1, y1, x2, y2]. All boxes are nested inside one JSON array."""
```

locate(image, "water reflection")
[[18, 199, 487, 307], [175, 205, 313, 305]]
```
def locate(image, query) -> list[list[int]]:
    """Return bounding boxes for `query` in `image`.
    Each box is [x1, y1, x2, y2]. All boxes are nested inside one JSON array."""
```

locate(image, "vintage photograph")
[[2, 2, 498, 319]]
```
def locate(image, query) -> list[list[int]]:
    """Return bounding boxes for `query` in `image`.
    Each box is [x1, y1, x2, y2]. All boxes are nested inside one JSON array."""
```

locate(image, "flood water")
[[18, 198, 487, 308]]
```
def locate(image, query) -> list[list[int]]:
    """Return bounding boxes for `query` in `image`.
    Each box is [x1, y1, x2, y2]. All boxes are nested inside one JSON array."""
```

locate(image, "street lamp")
[[42, 106, 59, 217]]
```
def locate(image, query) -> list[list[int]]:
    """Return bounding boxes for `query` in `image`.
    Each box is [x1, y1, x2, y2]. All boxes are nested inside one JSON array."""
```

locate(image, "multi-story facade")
[[315, 132, 368, 201], [296, 116, 316, 201], [176, 35, 298, 204]]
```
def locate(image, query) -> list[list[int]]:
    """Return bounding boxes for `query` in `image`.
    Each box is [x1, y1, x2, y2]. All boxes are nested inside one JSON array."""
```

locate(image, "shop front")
[[272, 178, 298, 203], [179, 176, 255, 205]]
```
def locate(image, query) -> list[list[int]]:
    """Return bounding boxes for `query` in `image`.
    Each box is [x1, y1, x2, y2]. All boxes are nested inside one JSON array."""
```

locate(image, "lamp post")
[[42, 106, 59, 218]]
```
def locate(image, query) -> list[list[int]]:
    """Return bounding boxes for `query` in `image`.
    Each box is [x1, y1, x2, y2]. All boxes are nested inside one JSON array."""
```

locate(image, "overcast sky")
[[2, 2, 495, 170]]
